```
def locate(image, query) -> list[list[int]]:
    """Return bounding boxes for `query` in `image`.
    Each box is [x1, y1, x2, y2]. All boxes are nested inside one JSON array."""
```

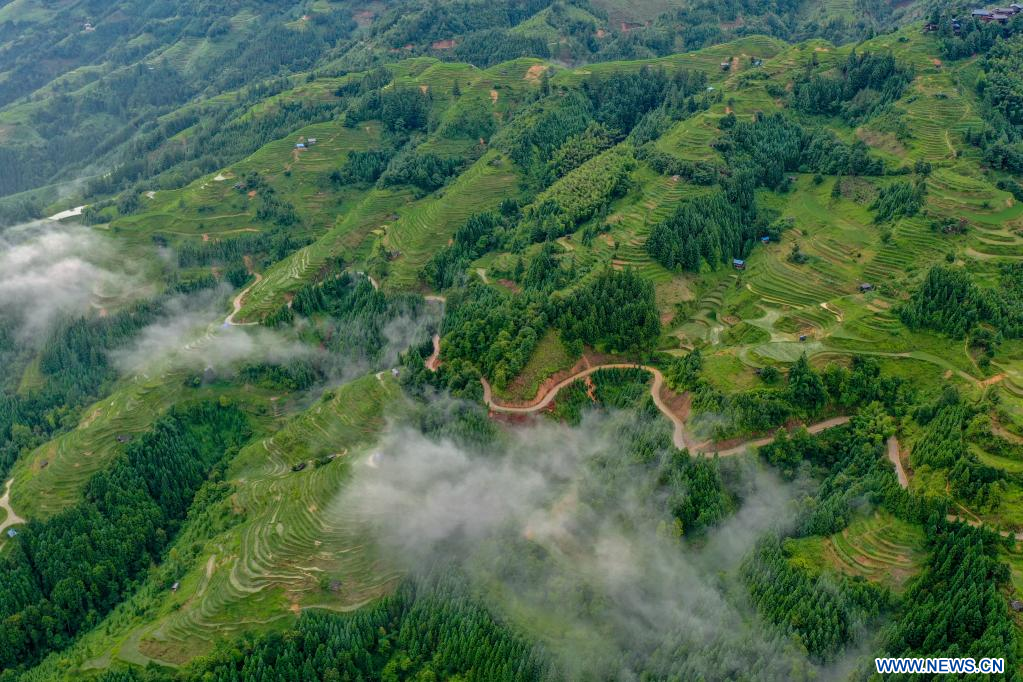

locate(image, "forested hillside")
[[0, 0, 926, 224], [7, 0, 1023, 680]]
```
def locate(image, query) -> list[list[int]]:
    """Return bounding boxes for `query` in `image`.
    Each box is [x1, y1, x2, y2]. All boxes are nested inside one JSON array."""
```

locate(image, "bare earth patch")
[[524, 64, 548, 81]]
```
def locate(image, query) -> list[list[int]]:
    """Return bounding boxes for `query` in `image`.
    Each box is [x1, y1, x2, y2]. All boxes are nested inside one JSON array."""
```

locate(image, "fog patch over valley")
[[344, 409, 835, 680], [110, 279, 439, 395], [0, 220, 144, 342], [109, 283, 316, 376]]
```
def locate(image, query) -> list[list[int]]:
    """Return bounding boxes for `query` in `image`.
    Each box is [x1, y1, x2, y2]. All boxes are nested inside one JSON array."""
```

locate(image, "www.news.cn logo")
[[875, 658, 1005, 674]]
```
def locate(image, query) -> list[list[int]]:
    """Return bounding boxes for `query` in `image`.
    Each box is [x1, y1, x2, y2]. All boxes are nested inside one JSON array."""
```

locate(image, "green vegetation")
[[786, 511, 928, 593], [0, 301, 163, 480], [743, 535, 891, 661], [900, 265, 1023, 349], [519, 146, 635, 243], [97, 573, 555, 682], [557, 268, 660, 354], [0, 402, 249, 673], [9, 4, 1023, 679], [493, 329, 575, 402], [792, 50, 912, 122], [882, 522, 1018, 670]]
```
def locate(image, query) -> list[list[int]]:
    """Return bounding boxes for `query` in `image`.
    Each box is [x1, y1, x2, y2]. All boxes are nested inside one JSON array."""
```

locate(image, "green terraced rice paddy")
[[789, 511, 928, 592], [78, 374, 403, 668], [383, 149, 521, 290], [240, 186, 414, 319]]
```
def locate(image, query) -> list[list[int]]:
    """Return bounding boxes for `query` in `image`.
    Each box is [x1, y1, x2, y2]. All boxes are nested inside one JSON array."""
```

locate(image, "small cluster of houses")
[[927, 3, 1023, 31], [295, 137, 317, 149], [971, 4, 1023, 22]]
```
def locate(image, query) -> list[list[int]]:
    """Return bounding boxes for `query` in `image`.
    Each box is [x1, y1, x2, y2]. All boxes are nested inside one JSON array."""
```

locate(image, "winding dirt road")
[[224, 269, 263, 326], [702, 416, 852, 457], [481, 364, 850, 456], [887, 436, 909, 489], [422, 298, 846, 457], [482, 364, 690, 449], [0, 478, 24, 538]]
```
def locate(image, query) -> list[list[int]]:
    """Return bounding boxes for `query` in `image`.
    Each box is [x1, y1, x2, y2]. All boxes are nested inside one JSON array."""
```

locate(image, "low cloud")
[[344, 409, 828, 680], [111, 283, 438, 387], [110, 285, 314, 376], [0, 221, 142, 342]]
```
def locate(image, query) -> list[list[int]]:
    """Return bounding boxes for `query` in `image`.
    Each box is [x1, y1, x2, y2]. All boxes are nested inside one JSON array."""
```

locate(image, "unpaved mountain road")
[[481, 363, 850, 455], [224, 267, 263, 326], [0, 478, 24, 539]]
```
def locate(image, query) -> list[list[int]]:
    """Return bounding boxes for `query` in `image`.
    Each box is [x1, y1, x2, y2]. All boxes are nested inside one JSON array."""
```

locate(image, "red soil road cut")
[[481, 363, 689, 449], [422, 295, 446, 371]]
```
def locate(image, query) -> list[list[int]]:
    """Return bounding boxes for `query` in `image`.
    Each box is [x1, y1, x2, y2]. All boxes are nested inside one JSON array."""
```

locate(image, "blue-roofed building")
[[760, 235, 770, 243], [733, 258, 746, 270]]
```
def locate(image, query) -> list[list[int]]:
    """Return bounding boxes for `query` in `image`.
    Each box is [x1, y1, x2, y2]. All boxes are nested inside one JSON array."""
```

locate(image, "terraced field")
[[383, 149, 521, 290], [239, 186, 414, 320], [596, 167, 701, 283], [901, 75, 982, 164], [8, 363, 286, 520], [18, 25, 1023, 679], [655, 111, 724, 161], [554, 35, 787, 87], [9, 371, 195, 518], [672, 275, 736, 346], [115, 119, 381, 244], [83, 373, 403, 668], [789, 512, 928, 592]]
